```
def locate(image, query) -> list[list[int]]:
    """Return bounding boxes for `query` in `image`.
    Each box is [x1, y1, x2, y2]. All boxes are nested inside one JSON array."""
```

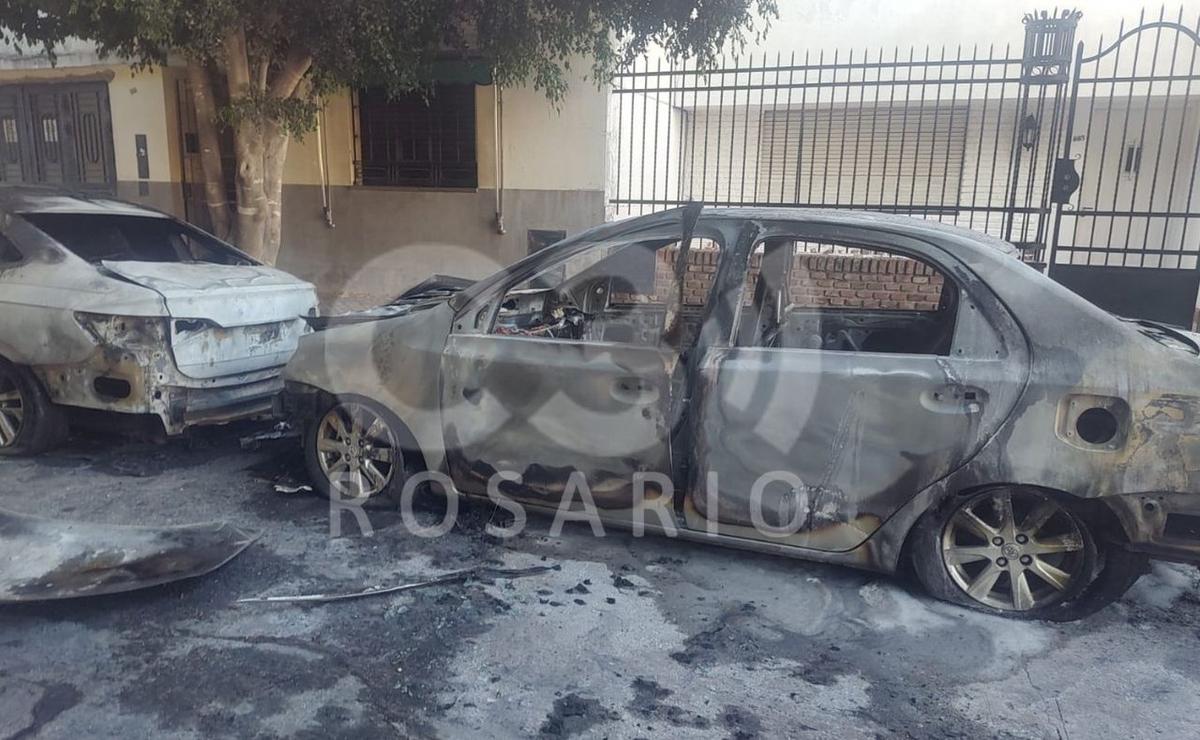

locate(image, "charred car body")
[[0, 186, 317, 454], [284, 206, 1200, 619]]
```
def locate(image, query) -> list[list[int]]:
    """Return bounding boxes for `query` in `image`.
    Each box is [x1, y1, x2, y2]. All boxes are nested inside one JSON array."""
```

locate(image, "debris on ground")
[[239, 422, 299, 452], [237, 564, 559, 604], [242, 439, 316, 495], [270, 482, 312, 494], [96, 450, 175, 478], [0, 508, 257, 603]]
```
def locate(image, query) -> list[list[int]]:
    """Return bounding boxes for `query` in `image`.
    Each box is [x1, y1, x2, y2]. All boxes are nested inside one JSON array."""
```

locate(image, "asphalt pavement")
[[1, 428, 1198, 739]]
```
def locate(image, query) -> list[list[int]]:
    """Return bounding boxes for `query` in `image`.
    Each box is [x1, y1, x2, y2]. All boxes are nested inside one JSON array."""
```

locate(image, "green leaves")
[[2, 0, 776, 123], [220, 90, 320, 136]]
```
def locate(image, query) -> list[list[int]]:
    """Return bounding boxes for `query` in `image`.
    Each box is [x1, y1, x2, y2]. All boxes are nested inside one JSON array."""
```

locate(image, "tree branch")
[[222, 26, 251, 96], [268, 48, 313, 100], [186, 63, 232, 241]]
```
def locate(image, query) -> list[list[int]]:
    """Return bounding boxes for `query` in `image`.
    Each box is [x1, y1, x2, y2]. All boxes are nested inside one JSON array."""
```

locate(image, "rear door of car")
[[684, 220, 1031, 551]]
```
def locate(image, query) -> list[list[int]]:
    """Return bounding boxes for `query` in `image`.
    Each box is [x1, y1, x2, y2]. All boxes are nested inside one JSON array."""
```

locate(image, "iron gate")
[[1048, 8, 1200, 327], [608, 14, 1078, 253], [609, 8, 1200, 327], [0, 81, 116, 191]]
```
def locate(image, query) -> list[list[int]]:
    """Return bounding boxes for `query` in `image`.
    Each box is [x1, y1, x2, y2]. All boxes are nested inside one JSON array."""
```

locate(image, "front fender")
[[284, 302, 455, 472]]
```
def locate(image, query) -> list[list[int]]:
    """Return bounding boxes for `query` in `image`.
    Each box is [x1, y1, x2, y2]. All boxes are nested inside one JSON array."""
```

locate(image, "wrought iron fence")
[[1050, 7, 1200, 270], [609, 30, 1074, 255]]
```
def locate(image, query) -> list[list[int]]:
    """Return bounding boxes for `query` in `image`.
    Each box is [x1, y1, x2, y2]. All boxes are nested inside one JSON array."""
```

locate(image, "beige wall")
[[0, 54, 611, 200], [276, 69, 610, 307], [483, 79, 609, 191], [283, 89, 355, 187], [284, 70, 608, 192]]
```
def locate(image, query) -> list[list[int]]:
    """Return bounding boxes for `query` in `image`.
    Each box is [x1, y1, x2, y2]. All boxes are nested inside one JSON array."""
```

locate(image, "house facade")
[[0, 39, 608, 306]]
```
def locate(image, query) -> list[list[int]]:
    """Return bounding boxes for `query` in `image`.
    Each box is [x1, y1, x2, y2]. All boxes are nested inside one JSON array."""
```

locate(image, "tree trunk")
[[258, 53, 312, 265], [185, 64, 231, 241], [219, 29, 312, 265], [261, 120, 290, 266], [232, 122, 268, 260], [222, 28, 269, 261]]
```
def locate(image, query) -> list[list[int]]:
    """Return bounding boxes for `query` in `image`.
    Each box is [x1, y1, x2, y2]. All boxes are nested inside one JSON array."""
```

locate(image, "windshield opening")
[[22, 213, 254, 266]]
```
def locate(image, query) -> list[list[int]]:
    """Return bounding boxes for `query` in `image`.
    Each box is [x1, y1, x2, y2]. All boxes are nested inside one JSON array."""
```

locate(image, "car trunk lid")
[[99, 260, 318, 379]]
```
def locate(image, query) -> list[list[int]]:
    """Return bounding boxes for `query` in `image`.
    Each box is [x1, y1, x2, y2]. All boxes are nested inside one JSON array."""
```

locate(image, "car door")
[[685, 221, 1030, 551], [439, 208, 721, 512]]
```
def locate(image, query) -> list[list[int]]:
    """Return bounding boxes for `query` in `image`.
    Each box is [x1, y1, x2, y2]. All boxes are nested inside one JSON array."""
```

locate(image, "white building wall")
[[1056, 95, 1200, 268]]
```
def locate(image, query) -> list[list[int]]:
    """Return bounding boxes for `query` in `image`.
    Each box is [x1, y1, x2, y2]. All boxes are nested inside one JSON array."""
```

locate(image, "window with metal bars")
[[355, 84, 477, 189]]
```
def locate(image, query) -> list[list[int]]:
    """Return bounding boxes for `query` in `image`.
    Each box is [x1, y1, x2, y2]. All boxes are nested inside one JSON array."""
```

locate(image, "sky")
[[739, 0, 1199, 58]]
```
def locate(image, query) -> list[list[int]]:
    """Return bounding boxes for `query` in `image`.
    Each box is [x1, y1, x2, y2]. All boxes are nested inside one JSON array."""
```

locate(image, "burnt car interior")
[[736, 238, 959, 355], [491, 236, 721, 349], [21, 213, 254, 266], [487, 231, 958, 357]]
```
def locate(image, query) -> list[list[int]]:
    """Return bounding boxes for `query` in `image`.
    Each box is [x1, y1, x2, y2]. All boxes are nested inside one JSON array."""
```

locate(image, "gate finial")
[[1021, 9, 1083, 83]]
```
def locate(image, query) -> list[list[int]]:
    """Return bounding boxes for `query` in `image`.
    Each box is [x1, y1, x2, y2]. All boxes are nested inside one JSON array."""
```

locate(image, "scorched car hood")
[[302, 274, 475, 331], [0, 508, 257, 602]]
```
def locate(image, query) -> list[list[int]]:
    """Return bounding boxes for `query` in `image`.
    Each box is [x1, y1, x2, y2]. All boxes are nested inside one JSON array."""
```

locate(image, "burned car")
[[0, 186, 317, 455], [284, 206, 1200, 619]]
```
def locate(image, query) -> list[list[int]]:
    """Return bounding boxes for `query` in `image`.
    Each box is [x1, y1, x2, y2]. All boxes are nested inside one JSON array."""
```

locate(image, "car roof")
[[451, 205, 1022, 312], [0, 184, 170, 218], [697, 207, 1020, 258]]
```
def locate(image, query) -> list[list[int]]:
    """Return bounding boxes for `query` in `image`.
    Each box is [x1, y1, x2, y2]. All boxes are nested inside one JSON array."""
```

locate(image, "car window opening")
[[736, 238, 958, 356], [20, 213, 253, 266], [490, 236, 723, 351]]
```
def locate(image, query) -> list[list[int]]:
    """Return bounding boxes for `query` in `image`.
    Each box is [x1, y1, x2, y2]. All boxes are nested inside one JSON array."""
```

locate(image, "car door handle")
[[923, 385, 987, 414], [462, 386, 482, 404]]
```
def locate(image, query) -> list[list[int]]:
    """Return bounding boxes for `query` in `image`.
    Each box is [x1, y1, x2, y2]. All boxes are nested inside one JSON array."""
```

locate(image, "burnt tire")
[[302, 396, 415, 506], [910, 486, 1141, 621], [0, 357, 68, 457]]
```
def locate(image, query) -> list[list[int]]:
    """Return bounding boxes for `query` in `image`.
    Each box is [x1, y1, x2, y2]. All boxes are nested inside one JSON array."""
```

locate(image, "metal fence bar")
[[878, 47, 899, 212], [793, 50, 811, 203], [723, 56, 736, 204], [779, 52, 798, 203], [1168, 13, 1200, 254], [1140, 8, 1185, 267], [738, 53, 752, 205]]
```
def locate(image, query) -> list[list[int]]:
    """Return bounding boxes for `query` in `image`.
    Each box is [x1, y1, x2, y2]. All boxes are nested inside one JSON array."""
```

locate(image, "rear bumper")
[[1105, 492, 1200, 564], [34, 351, 286, 435], [171, 375, 284, 430]]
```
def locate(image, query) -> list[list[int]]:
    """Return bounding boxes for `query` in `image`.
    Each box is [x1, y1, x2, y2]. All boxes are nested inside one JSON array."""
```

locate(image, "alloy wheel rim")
[[315, 403, 399, 499], [0, 372, 24, 448], [941, 490, 1087, 611]]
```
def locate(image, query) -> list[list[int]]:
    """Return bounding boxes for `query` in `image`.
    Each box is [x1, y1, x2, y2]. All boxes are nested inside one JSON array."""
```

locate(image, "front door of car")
[[440, 211, 723, 514], [685, 223, 1030, 551]]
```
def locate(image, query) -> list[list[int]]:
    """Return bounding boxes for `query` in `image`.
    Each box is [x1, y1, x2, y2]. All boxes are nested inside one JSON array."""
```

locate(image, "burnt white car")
[[0, 186, 317, 455], [284, 206, 1200, 620]]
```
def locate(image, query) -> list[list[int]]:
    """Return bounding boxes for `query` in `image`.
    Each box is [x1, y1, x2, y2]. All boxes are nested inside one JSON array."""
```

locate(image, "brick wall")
[[614, 247, 944, 311], [775, 253, 944, 311]]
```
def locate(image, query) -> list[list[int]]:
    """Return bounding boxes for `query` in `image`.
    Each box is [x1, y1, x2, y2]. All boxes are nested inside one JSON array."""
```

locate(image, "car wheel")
[[911, 486, 1113, 620], [0, 357, 68, 457], [303, 397, 408, 504]]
